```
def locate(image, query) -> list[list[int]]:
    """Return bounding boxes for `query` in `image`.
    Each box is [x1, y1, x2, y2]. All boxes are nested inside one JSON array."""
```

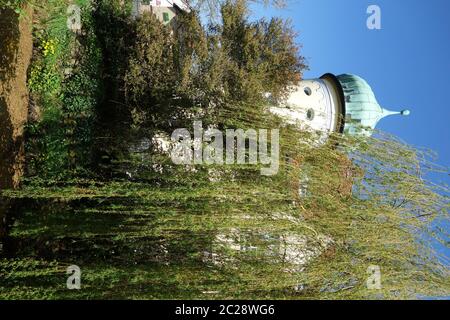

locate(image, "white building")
[[271, 73, 410, 137], [271, 73, 411, 200], [131, 0, 191, 26]]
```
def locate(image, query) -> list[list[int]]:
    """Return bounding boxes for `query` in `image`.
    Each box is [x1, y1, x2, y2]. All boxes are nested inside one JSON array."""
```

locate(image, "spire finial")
[[401, 109, 410, 116], [381, 108, 411, 119]]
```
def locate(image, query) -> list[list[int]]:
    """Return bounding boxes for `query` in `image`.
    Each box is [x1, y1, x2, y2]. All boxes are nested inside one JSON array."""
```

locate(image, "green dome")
[[336, 74, 410, 136]]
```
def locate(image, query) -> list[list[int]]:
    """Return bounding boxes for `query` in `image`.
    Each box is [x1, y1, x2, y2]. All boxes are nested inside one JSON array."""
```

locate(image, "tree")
[[191, 0, 290, 21], [218, 0, 305, 102], [124, 12, 176, 129], [123, 0, 305, 131]]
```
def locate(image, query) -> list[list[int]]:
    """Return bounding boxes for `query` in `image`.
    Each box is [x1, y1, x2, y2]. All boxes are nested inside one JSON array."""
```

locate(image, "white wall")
[[270, 78, 339, 135]]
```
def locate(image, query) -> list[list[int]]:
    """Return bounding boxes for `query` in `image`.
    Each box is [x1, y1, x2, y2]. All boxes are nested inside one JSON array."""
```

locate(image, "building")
[[131, 0, 190, 27], [272, 73, 410, 199], [271, 73, 410, 137]]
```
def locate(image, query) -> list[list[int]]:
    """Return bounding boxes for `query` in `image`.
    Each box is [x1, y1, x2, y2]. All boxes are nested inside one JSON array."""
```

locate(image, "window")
[[304, 87, 312, 96], [306, 108, 315, 121], [163, 12, 170, 23]]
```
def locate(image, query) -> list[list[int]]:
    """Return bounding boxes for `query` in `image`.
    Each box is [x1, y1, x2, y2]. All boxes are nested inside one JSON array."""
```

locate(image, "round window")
[[304, 87, 312, 96], [306, 108, 315, 121]]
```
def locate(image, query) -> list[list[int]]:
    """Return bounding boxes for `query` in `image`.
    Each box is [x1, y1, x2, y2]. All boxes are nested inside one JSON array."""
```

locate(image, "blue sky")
[[250, 0, 449, 262]]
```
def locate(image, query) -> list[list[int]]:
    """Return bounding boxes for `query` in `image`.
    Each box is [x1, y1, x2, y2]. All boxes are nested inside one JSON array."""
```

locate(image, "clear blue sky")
[[250, 0, 450, 262]]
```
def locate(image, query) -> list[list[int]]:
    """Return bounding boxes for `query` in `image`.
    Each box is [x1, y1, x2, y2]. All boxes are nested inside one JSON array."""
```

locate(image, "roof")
[[336, 74, 410, 136]]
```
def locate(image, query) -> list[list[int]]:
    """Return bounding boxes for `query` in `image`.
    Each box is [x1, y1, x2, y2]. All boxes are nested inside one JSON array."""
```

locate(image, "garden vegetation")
[[0, 0, 448, 299]]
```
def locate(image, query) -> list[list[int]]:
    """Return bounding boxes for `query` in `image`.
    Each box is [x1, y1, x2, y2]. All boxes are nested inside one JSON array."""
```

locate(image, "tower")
[[271, 73, 410, 137], [272, 73, 411, 200]]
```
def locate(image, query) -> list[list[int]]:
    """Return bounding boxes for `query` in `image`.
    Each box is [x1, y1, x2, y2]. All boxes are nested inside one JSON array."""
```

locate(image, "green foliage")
[[124, 12, 177, 124], [0, 0, 29, 16], [26, 0, 101, 179], [220, 0, 304, 100], [2, 126, 449, 299]]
